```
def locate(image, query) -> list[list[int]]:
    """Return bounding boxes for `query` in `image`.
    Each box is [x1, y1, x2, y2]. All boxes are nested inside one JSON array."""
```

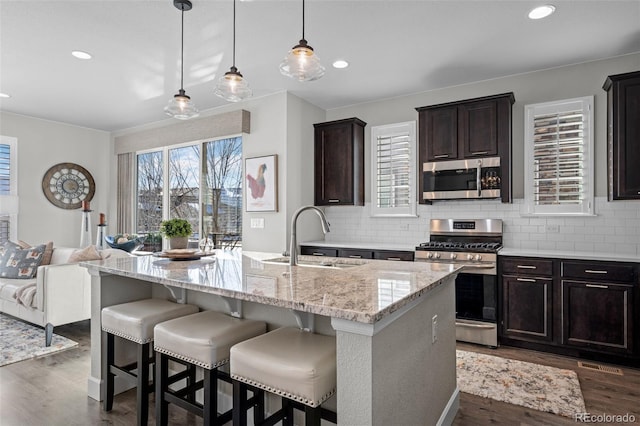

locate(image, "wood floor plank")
[[1, 321, 638, 425]]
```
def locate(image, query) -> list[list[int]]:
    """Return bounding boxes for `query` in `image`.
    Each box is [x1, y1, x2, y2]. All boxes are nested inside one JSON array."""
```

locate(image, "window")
[[0, 136, 18, 243], [370, 121, 417, 217], [524, 96, 594, 216], [135, 136, 242, 248]]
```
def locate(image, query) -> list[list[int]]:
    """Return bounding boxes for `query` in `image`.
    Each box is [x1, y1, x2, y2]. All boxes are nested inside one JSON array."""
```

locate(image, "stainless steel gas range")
[[415, 219, 502, 347]]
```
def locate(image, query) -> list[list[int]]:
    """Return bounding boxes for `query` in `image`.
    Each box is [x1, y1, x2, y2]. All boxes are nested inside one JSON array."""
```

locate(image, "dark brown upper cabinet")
[[314, 118, 366, 206], [416, 93, 514, 203], [603, 70, 640, 200]]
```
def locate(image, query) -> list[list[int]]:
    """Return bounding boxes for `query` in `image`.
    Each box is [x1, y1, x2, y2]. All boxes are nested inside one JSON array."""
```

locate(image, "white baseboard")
[[437, 387, 460, 426], [87, 375, 136, 402]]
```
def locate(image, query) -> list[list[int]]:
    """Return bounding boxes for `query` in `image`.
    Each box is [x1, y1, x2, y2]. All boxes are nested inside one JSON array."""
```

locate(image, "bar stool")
[[230, 327, 337, 426], [101, 298, 199, 426], [154, 310, 267, 426]]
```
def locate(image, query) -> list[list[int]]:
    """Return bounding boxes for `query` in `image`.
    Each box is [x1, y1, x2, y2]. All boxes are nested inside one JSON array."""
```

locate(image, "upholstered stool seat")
[[154, 310, 267, 426], [230, 327, 337, 426], [101, 298, 199, 426]]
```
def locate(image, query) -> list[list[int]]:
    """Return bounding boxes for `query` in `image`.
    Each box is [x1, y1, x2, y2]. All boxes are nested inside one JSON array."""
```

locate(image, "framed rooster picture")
[[245, 154, 278, 212]]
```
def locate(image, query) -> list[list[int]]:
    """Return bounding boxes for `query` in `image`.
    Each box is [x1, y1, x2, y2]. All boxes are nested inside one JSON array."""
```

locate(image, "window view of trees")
[[136, 136, 242, 249]]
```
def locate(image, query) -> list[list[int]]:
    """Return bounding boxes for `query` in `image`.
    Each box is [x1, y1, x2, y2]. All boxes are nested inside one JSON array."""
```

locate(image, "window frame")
[[370, 121, 418, 218], [523, 96, 594, 217]]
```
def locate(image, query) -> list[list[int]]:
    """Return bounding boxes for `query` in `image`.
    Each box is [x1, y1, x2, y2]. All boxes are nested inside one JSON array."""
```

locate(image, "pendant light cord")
[[302, 0, 305, 40], [232, 0, 236, 67], [180, 7, 185, 91]]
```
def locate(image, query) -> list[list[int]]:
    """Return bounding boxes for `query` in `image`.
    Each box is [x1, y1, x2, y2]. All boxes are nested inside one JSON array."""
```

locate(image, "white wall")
[[320, 53, 640, 255], [0, 111, 111, 247]]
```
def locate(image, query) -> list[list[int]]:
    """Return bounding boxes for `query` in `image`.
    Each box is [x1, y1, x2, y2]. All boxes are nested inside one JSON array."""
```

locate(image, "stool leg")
[[304, 406, 322, 426], [155, 352, 169, 426], [103, 332, 115, 412], [232, 380, 248, 426], [186, 363, 196, 403], [253, 388, 265, 424], [282, 398, 294, 426], [137, 342, 150, 426]]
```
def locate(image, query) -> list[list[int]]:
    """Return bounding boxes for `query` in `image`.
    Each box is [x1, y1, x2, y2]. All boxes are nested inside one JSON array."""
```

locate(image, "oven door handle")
[[476, 160, 482, 197], [455, 321, 495, 330]]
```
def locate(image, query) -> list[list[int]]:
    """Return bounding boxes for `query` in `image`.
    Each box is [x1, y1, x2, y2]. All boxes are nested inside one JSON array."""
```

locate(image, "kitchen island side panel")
[[334, 276, 458, 426]]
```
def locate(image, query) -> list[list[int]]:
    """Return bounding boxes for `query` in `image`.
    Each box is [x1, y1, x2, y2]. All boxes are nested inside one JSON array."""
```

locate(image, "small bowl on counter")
[[105, 235, 145, 253]]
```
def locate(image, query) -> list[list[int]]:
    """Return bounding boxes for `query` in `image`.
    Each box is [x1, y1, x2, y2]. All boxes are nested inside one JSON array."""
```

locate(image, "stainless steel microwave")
[[423, 157, 501, 200]]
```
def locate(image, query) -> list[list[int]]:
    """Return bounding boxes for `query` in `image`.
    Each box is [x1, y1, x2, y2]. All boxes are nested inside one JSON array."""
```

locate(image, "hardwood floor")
[[1, 320, 638, 425]]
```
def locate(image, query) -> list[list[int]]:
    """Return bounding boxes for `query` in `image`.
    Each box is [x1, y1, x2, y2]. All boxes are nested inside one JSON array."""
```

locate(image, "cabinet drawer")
[[501, 257, 553, 276], [373, 250, 414, 262], [338, 249, 373, 259], [561, 261, 635, 283], [299, 246, 338, 257]]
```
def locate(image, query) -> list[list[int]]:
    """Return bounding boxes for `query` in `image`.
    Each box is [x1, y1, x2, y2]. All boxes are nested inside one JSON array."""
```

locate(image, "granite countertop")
[[301, 240, 418, 252], [82, 250, 460, 324], [499, 248, 640, 263]]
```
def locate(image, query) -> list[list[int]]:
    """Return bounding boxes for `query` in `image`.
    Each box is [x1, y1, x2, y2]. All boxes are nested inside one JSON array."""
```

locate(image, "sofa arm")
[[36, 263, 91, 326]]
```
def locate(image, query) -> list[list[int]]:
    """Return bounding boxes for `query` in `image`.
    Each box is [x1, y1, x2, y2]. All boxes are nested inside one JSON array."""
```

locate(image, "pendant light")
[[279, 0, 325, 82], [165, 0, 199, 120], [214, 0, 252, 102]]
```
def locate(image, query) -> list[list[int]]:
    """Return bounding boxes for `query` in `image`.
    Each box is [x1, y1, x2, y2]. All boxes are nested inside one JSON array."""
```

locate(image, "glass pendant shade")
[[164, 89, 199, 120], [279, 39, 325, 82], [214, 66, 252, 102]]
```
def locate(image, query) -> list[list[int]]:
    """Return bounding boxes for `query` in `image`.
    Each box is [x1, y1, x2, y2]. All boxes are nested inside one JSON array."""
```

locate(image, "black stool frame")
[[156, 352, 265, 426], [103, 331, 155, 426], [232, 380, 336, 426]]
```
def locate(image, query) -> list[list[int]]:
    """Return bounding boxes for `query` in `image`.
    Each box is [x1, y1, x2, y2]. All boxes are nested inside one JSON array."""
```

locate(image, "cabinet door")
[[562, 280, 634, 354], [314, 119, 365, 206], [421, 107, 459, 161], [459, 100, 499, 158], [299, 246, 338, 257], [501, 276, 553, 342], [373, 250, 414, 261], [606, 72, 640, 200]]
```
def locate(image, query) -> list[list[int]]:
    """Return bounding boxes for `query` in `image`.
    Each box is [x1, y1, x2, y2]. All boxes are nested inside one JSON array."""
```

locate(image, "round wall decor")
[[42, 162, 95, 209]]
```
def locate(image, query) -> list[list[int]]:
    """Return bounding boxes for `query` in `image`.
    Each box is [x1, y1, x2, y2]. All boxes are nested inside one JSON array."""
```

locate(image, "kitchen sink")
[[262, 256, 366, 269]]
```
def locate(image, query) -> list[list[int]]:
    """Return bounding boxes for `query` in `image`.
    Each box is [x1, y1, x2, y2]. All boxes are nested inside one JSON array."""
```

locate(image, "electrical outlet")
[[431, 315, 438, 344], [250, 218, 264, 229], [545, 224, 560, 233]]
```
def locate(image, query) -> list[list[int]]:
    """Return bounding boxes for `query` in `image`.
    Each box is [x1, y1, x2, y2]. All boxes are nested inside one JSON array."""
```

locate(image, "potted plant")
[[160, 218, 193, 250]]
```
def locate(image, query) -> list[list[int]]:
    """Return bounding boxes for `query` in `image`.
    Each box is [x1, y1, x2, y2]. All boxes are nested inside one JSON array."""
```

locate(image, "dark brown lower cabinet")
[[562, 280, 634, 355], [502, 276, 553, 342], [300, 245, 414, 262]]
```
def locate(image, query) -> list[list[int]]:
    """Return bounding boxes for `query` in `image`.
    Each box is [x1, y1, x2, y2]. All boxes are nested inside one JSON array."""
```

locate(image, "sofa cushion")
[[19, 240, 54, 266], [68, 245, 102, 263], [0, 243, 46, 279]]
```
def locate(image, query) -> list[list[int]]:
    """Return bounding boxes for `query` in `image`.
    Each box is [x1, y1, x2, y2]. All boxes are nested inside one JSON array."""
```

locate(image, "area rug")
[[456, 349, 586, 418], [0, 314, 78, 367]]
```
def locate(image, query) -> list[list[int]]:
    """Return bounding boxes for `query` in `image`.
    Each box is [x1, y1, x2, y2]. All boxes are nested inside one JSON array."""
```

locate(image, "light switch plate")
[[250, 218, 265, 229]]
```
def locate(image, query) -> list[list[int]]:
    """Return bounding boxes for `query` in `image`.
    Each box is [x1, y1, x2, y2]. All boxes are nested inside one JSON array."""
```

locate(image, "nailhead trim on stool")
[[100, 298, 199, 426], [154, 310, 267, 426], [230, 327, 337, 426]]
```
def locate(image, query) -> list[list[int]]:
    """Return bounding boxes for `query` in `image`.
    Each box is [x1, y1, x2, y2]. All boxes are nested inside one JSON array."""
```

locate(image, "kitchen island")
[[82, 250, 461, 425]]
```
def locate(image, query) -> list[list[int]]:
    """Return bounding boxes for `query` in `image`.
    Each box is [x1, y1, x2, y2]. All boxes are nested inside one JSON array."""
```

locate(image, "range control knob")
[[435, 252, 441, 259], [450, 253, 457, 260], [466, 254, 474, 261], [427, 252, 434, 259], [475, 254, 483, 261]]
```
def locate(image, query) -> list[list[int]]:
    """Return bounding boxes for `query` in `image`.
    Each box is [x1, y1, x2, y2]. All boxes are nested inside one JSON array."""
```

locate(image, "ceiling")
[[1, 0, 639, 132]]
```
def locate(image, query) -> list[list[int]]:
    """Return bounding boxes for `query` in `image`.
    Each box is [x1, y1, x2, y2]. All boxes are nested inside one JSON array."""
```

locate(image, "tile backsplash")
[[323, 197, 640, 256]]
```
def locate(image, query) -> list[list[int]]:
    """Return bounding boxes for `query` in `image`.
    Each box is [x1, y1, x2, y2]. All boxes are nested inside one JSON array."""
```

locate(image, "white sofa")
[[0, 247, 130, 346]]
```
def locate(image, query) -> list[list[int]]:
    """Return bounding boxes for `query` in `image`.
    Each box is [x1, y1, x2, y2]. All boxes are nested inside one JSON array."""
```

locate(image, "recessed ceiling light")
[[528, 5, 556, 20], [332, 60, 349, 69], [71, 50, 92, 60], [0, 93, 10, 98]]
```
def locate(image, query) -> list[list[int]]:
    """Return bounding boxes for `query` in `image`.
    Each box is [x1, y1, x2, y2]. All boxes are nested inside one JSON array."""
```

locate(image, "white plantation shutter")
[[524, 97, 594, 216], [0, 136, 18, 243], [371, 122, 417, 217]]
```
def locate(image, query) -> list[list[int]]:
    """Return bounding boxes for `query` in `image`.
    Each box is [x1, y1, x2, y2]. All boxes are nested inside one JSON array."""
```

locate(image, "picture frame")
[[245, 154, 278, 212]]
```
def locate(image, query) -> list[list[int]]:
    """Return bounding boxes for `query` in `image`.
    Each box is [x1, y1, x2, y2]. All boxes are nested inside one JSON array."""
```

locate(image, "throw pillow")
[[18, 240, 54, 265], [0, 243, 47, 279], [68, 245, 103, 263]]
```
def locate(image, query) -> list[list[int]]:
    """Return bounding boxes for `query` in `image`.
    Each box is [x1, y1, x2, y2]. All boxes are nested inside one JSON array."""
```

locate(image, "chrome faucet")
[[289, 206, 330, 266]]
